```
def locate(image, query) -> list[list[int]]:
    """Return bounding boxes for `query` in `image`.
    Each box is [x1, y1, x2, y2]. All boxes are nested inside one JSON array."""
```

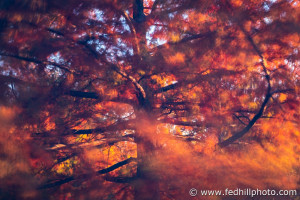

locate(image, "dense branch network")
[[0, 0, 297, 197]]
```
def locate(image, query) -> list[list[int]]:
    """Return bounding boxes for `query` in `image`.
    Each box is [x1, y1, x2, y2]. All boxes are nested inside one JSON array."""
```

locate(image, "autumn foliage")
[[0, 0, 299, 199]]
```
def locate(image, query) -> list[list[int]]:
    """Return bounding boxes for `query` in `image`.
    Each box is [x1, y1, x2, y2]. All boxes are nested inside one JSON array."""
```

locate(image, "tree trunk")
[[132, 0, 160, 199], [133, 114, 160, 200], [134, 140, 160, 199]]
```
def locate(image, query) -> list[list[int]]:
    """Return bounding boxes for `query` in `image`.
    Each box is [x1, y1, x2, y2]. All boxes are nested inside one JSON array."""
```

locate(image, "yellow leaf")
[[278, 94, 287, 102]]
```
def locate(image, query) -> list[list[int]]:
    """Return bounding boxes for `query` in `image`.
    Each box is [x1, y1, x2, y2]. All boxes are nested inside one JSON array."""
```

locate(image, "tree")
[[0, 0, 299, 199]]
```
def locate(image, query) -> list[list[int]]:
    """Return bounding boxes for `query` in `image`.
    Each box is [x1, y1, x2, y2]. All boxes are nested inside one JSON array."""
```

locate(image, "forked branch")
[[218, 2, 272, 147]]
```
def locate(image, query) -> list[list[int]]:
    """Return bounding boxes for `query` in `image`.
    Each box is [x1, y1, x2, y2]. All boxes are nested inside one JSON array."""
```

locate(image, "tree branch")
[[38, 177, 75, 190], [97, 157, 136, 174], [154, 69, 240, 94], [111, 65, 147, 107], [117, 10, 140, 56], [32, 120, 135, 138], [65, 90, 136, 105], [159, 118, 214, 128], [105, 176, 136, 183], [151, 0, 162, 13], [218, 91, 271, 148], [67, 90, 100, 99], [233, 113, 247, 125], [216, 1, 273, 148], [154, 82, 179, 94], [0, 52, 73, 73], [152, 31, 216, 51], [271, 88, 294, 95], [38, 157, 137, 189], [0, 74, 36, 86], [72, 120, 135, 135]]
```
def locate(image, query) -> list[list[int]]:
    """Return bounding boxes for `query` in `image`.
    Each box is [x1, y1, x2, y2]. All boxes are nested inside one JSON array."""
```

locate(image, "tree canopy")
[[0, 0, 299, 199]]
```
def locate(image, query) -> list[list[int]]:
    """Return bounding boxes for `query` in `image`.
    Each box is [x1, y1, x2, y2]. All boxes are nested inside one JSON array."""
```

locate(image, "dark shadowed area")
[[0, 0, 299, 199]]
